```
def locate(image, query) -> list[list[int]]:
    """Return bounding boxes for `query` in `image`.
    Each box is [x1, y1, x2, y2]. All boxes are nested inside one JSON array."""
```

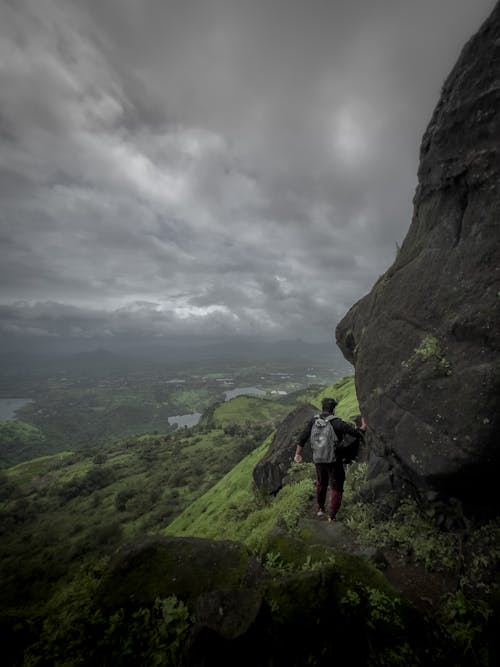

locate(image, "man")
[[294, 397, 367, 523]]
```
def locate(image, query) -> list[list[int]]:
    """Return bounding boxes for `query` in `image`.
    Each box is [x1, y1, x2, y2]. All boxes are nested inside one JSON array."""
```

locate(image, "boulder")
[[93, 534, 443, 665], [97, 535, 264, 610], [252, 403, 316, 495], [336, 4, 500, 511]]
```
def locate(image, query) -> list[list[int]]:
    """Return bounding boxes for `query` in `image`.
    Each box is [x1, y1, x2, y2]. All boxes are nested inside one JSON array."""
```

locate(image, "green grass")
[[0, 378, 360, 655], [316, 376, 360, 420], [0, 401, 286, 615], [165, 377, 360, 551], [0, 420, 51, 467], [164, 435, 315, 552], [170, 387, 215, 413], [6, 451, 74, 484], [287, 376, 359, 420], [211, 395, 290, 427]]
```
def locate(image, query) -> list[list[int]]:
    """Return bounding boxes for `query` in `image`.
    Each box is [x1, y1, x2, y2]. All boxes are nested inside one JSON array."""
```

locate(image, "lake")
[[0, 398, 33, 420], [167, 386, 266, 430], [224, 386, 266, 400], [168, 413, 203, 429]]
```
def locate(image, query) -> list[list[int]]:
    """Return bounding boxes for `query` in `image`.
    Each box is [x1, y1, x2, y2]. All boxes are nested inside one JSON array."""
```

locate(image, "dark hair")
[[321, 397, 337, 413]]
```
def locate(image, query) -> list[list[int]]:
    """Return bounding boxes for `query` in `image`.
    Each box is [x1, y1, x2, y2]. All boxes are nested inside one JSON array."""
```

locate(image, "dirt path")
[[301, 502, 458, 614]]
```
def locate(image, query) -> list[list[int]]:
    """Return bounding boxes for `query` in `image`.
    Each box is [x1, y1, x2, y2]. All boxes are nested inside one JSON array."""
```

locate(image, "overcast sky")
[[0, 0, 496, 343]]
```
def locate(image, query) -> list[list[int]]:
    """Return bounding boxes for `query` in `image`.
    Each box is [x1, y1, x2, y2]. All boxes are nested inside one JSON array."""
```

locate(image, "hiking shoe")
[[327, 516, 336, 524], [316, 510, 326, 517]]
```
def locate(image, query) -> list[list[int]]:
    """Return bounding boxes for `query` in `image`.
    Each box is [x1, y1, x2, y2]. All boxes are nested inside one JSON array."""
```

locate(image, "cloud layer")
[[0, 0, 496, 341]]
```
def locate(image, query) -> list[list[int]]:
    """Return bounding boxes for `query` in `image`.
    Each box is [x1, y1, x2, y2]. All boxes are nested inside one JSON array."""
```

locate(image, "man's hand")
[[361, 416, 367, 432], [294, 452, 303, 464]]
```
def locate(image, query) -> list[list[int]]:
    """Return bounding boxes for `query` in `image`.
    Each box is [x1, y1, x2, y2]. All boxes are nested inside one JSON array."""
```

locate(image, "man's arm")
[[333, 416, 367, 439]]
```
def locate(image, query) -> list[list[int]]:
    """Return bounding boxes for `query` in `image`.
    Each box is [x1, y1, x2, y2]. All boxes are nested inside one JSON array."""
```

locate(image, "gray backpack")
[[310, 414, 338, 463]]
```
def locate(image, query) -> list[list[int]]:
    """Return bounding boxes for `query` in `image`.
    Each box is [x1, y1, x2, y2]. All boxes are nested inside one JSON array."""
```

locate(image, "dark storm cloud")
[[0, 0, 497, 341]]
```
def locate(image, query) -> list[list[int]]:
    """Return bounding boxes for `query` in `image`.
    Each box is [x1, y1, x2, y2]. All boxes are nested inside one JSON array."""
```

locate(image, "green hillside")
[[165, 376, 359, 549], [0, 420, 50, 467], [0, 392, 295, 614], [211, 394, 290, 427], [2, 375, 498, 665]]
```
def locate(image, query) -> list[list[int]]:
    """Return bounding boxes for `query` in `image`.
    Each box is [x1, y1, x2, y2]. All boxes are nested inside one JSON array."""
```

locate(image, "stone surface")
[[253, 403, 316, 495], [97, 535, 263, 609], [296, 518, 388, 569], [93, 531, 452, 665], [336, 4, 500, 511]]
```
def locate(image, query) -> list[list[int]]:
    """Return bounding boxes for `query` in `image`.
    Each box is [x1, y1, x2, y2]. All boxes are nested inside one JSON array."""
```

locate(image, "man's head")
[[321, 397, 337, 414]]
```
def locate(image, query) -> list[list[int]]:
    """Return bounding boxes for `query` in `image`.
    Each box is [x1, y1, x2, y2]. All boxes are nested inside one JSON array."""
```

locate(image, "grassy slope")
[[165, 376, 358, 550], [165, 377, 500, 666], [0, 393, 294, 608], [6, 375, 497, 666], [0, 420, 51, 467], [211, 394, 290, 427]]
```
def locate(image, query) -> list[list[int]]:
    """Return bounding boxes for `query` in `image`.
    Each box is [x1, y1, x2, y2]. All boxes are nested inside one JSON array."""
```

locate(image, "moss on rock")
[[97, 535, 263, 610]]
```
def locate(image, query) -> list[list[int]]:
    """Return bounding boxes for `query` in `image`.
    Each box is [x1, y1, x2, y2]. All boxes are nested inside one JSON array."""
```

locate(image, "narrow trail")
[[301, 500, 457, 615]]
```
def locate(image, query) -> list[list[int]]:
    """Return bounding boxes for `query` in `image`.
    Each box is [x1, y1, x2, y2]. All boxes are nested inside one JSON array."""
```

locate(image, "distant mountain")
[[0, 335, 352, 375]]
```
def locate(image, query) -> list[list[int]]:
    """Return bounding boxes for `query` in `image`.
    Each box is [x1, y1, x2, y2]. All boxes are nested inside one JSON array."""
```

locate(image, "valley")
[[0, 344, 351, 466]]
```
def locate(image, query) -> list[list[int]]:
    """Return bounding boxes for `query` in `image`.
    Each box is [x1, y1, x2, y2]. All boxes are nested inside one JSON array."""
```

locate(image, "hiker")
[[293, 397, 367, 523]]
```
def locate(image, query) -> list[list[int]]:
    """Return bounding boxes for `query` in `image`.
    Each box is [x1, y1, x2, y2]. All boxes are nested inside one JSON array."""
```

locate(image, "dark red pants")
[[315, 462, 345, 519]]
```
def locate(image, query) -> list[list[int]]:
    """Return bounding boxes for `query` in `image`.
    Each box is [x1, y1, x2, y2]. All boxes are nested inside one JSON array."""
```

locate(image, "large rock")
[[97, 535, 264, 610], [336, 4, 500, 511], [252, 404, 316, 495], [90, 535, 450, 665]]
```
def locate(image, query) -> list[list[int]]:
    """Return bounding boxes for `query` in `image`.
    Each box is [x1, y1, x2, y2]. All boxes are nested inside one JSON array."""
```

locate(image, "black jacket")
[[297, 411, 363, 449]]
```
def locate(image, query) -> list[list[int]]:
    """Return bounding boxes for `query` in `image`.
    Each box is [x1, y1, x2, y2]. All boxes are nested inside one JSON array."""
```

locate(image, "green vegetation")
[[344, 486, 458, 570], [165, 438, 315, 552], [413, 334, 452, 375], [169, 387, 214, 413], [341, 463, 500, 665], [167, 373, 498, 666], [316, 375, 360, 419], [22, 558, 193, 667], [0, 394, 289, 626], [1, 373, 497, 665], [0, 420, 49, 467], [210, 394, 290, 427], [166, 376, 359, 551], [13, 386, 178, 456], [3, 356, 350, 466]]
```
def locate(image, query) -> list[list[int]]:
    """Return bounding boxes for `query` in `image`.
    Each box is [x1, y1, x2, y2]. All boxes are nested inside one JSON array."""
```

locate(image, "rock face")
[[97, 535, 264, 610], [94, 533, 434, 666], [336, 4, 500, 511], [253, 403, 316, 495]]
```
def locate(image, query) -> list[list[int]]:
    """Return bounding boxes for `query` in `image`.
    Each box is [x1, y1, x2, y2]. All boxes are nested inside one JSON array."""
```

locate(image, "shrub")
[[115, 487, 138, 512], [58, 466, 116, 502]]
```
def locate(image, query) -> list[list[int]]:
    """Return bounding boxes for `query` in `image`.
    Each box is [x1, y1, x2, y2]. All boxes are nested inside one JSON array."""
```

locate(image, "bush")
[[58, 466, 116, 503], [115, 488, 138, 512]]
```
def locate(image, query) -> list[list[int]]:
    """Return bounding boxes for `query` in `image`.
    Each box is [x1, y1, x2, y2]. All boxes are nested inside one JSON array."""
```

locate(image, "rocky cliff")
[[336, 3, 500, 512], [252, 404, 316, 495]]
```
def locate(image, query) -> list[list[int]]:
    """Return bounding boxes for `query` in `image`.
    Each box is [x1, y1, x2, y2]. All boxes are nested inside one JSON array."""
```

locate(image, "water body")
[[168, 413, 202, 429], [224, 386, 266, 401], [0, 398, 33, 420]]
